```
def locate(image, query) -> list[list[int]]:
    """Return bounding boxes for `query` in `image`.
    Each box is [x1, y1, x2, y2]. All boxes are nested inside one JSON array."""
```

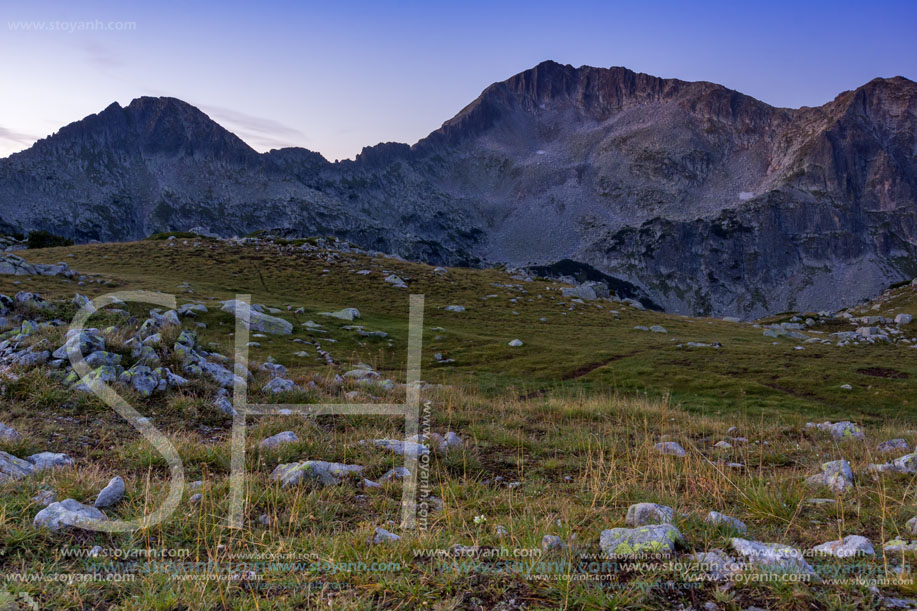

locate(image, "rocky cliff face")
[[0, 61, 914, 317]]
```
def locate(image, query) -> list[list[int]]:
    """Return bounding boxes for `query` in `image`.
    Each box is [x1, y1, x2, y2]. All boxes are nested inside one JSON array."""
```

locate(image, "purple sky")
[[1, 0, 914, 161]]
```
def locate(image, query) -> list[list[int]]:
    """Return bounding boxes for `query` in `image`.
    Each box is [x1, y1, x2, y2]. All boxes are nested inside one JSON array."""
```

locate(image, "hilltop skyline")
[[1, 0, 916, 161]]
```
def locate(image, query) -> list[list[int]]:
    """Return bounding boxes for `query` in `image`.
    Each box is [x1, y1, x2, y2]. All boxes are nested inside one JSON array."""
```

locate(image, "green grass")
[[0, 238, 912, 609]]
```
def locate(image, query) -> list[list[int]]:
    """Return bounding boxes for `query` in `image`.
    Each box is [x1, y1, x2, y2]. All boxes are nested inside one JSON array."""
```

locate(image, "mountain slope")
[[0, 61, 915, 317]]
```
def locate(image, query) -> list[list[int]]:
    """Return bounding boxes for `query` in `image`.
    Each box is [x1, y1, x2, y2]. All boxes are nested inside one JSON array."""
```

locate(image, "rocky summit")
[[0, 61, 914, 317]]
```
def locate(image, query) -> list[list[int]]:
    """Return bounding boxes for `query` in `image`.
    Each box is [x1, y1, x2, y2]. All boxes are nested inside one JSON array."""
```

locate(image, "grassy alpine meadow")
[[0, 235, 914, 610]]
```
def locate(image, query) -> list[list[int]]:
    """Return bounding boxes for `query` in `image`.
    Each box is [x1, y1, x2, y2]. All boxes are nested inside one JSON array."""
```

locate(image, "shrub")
[[27, 230, 73, 249]]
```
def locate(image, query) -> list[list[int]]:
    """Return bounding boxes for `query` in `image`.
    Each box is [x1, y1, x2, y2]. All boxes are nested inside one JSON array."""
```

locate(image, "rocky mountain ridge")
[[0, 60, 915, 317]]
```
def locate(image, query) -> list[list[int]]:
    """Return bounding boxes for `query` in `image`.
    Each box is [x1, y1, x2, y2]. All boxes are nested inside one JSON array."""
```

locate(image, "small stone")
[[34, 499, 106, 531], [811, 535, 874, 558], [541, 535, 566, 551], [189, 493, 202, 505], [27, 452, 73, 472], [372, 527, 400, 544], [625, 502, 674, 526], [688, 550, 740, 580], [271, 460, 364, 487], [262, 378, 298, 394], [260, 431, 299, 449], [730, 538, 815, 575], [0, 451, 35, 483], [94, 476, 125, 508], [0, 421, 20, 442], [32, 489, 56, 506], [379, 467, 411, 482], [877, 439, 911, 453], [805, 421, 865, 440], [320, 307, 361, 321], [508, 339, 524, 347], [599, 524, 682, 556], [655, 442, 686, 457], [705, 511, 747, 534], [370, 439, 429, 457], [805, 459, 854, 493]]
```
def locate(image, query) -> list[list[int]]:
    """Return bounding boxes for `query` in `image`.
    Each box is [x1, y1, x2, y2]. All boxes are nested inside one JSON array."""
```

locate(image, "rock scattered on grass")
[[94, 476, 125, 508], [271, 460, 364, 487], [877, 439, 910, 453], [811, 535, 874, 558], [599, 524, 682, 556], [34, 499, 106, 531], [372, 527, 401, 544], [625, 503, 674, 526], [805, 421, 865, 440], [655, 441, 686, 457], [260, 431, 299, 449], [805, 459, 854, 493], [705, 511, 747, 534], [27, 452, 73, 472], [730, 538, 815, 575]]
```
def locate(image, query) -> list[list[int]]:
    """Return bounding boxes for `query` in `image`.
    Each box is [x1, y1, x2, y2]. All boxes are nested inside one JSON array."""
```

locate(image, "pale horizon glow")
[[1, 0, 915, 161]]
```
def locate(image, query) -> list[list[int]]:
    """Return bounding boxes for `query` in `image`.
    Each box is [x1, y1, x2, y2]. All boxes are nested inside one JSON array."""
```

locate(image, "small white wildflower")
[[473, 515, 487, 525]]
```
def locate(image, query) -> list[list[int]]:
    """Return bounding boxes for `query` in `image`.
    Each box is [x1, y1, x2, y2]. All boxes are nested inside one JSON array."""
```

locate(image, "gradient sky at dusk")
[[1, 0, 915, 161]]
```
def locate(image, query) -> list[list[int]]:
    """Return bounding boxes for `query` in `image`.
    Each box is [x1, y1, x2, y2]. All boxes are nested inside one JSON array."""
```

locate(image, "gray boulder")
[[655, 441, 686, 457], [877, 439, 911, 453], [27, 452, 73, 472], [805, 460, 854, 493], [541, 535, 567, 551], [271, 460, 364, 487], [0, 253, 38, 275], [260, 431, 299, 449], [379, 467, 411, 482], [0, 451, 35, 483], [625, 503, 674, 526], [688, 550, 741, 580], [730, 538, 815, 575], [320, 308, 361, 321], [811, 535, 874, 558], [869, 453, 917, 475], [221, 300, 292, 335], [94, 476, 125, 508], [53, 328, 105, 360], [372, 527, 401, 544], [705, 511, 747, 534], [599, 524, 682, 556], [371, 439, 430, 457], [0, 422, 21, 442], [119, 365, 162, 397], [262, 378, 298, 394], [34, 499, 106, 531], [805, 421, 865, 440]]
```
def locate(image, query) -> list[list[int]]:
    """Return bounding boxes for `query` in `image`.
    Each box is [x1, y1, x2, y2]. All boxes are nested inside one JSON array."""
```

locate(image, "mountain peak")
[[28, 95, 258, 161]]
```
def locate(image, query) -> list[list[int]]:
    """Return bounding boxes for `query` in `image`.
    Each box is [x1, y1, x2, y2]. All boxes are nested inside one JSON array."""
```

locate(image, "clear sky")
[[1, 0, 915, 161]]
